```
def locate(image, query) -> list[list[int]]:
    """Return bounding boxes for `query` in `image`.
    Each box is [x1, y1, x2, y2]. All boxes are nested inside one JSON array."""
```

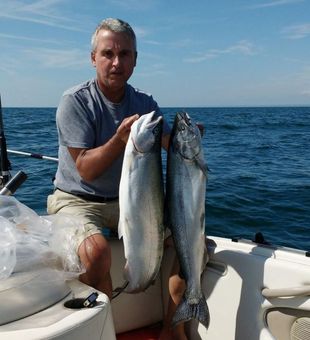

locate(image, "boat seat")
[[110, 238, 175, 334], [0, 269, 71, 326]]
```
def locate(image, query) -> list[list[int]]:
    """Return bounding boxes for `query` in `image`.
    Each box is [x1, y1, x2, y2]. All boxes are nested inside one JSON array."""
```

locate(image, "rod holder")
[[0, 170, 27, 195]]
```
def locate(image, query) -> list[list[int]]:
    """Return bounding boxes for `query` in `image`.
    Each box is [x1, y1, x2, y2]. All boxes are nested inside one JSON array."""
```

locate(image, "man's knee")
[[169, 274, 185, 298], [78, 234, 111, 271]]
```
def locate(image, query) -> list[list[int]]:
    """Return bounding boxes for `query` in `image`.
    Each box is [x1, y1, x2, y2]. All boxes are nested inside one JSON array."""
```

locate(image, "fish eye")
[[153, 125, 159, 134]]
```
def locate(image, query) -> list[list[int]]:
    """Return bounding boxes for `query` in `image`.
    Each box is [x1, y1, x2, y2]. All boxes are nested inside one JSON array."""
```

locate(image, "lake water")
[[2, 106, 309, 251]]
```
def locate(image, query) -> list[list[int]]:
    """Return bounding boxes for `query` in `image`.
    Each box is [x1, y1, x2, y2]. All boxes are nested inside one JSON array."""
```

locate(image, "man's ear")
[[134, 51, 138, 67], [91, 51, 96, 67]]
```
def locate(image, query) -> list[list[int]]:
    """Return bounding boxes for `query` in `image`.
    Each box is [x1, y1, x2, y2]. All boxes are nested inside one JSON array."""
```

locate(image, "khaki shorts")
[[47, 189, 119, 251]]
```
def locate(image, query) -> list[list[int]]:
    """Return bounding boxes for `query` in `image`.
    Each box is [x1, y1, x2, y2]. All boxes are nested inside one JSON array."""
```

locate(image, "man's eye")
[[103, 51, 114, 59], [120, 51, 129, 57]]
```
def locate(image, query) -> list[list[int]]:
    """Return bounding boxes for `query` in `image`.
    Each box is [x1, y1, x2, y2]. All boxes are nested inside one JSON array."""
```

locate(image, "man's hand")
[[69, 114, 139, 182], [116, 114, 139, 143]]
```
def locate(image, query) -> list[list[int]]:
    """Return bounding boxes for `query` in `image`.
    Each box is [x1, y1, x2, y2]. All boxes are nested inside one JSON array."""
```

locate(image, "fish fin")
[[201, 246, 209, 273], [195, 156, 208, 177], [118, 217, 129, 239], [112, 281, 129, 299], [118, 220, 123, 239], [172, 295, 210, 329]]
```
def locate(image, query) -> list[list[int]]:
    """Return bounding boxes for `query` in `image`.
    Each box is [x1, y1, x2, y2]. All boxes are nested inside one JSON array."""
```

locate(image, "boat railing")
[[262, 285, 310, 298]]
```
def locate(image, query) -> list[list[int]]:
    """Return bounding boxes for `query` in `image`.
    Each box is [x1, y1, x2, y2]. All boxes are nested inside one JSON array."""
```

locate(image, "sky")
[[0, 0, 310, 107]]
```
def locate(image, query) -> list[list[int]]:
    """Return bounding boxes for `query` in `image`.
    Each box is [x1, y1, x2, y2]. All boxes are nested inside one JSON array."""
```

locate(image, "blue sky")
[[0, 0, 310, 107]]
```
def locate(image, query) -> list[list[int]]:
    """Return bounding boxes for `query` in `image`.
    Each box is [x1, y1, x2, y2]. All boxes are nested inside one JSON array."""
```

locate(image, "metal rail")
[[262, 285, 310, 298]]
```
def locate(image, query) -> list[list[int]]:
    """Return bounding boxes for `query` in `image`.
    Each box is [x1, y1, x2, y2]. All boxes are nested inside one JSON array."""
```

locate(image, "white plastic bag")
[[43, 214, 85, 275], [0, 216, 16, 280], [0, 196, 85, 280]]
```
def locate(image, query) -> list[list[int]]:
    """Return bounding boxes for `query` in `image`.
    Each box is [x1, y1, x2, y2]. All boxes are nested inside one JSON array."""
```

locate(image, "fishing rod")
[[0, 94, 12, 187], [0, 94, 27, 194], [7, 149, 59, 162]]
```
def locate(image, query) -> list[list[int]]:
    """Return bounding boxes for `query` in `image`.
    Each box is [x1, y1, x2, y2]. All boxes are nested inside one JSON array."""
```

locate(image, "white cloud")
[[143, 40, 162, 46], [105, 0, 157, 11], [0, 0, 86, 32], [273, 66, 310, 98], [0, 57, 20, 75], [133, 26, 149, 39], [0, 32, 64, 45], [136, 68, 168, 78], [23, 47, 90, 68], [184, 40, 257, 63], [282, 23, 310, 39], [249, 0, 304, 9]]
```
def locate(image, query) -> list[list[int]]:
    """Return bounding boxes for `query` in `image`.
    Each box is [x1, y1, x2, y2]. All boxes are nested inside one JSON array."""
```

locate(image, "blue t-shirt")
[[54, 79, 170, 197]]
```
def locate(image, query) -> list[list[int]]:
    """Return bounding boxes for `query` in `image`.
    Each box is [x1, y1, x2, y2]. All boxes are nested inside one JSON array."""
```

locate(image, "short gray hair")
[[91, 18, 137, 52]]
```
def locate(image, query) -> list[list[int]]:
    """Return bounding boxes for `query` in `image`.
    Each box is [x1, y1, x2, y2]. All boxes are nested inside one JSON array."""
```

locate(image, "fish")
[[118, 111, 165, 293], [165, 111, 209, 328]]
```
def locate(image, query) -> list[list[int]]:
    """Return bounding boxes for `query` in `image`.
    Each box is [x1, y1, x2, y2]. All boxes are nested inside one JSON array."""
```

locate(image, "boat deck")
[[116, 323, 161, 340]]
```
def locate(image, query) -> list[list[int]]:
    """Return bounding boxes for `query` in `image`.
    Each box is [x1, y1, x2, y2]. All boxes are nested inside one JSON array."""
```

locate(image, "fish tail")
[[172, 296, 210, 329]]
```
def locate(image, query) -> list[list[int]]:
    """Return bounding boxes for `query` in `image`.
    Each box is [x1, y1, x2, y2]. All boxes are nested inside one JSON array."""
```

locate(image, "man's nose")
[[112, 55, 120, 66]]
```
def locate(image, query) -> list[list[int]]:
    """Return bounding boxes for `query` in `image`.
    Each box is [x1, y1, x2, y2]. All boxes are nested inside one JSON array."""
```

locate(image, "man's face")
[[91, 29, 137, 99]]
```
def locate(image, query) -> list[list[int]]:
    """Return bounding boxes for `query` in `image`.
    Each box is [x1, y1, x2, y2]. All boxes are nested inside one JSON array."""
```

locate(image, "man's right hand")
[[68, 114, 140, 182], [116, 114, 139, 144]]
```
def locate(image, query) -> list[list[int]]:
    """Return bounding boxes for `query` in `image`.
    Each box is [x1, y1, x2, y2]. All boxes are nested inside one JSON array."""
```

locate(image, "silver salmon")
[[118, 111, 165, 293], [165, 111, 209, 328]]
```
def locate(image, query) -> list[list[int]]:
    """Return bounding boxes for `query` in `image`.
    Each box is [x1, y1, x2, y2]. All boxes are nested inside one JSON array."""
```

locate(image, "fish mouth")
[[176, 111, 191, 127], [175, 111, 197, 140], [139, 111, 163, 138], [131, 111, 163, 153], [172, 111, 202, 159], [144, 111, 162, 130]]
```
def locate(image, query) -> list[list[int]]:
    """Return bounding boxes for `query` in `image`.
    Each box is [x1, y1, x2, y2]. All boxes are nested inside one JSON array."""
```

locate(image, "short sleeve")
[[56, 93, 95, 148]]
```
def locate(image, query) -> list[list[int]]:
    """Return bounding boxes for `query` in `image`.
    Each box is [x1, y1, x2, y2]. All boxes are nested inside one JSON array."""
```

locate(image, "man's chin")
[[108, 75, 125, 84]]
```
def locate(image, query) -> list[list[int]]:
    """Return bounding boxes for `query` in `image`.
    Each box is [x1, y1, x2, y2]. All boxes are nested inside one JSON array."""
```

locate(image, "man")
[[47, 18, 186, 339]]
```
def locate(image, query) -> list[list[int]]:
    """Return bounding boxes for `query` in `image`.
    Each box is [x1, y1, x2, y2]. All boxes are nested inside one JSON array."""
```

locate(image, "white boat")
[[0, 99, 309, 339], [1, 228, 309, 340]]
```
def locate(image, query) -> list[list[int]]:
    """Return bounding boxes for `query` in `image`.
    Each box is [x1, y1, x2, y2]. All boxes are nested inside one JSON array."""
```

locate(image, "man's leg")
[[160, 257, 187, 340], [47, 190, 115, 299], [78, 233, 113, 299]]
